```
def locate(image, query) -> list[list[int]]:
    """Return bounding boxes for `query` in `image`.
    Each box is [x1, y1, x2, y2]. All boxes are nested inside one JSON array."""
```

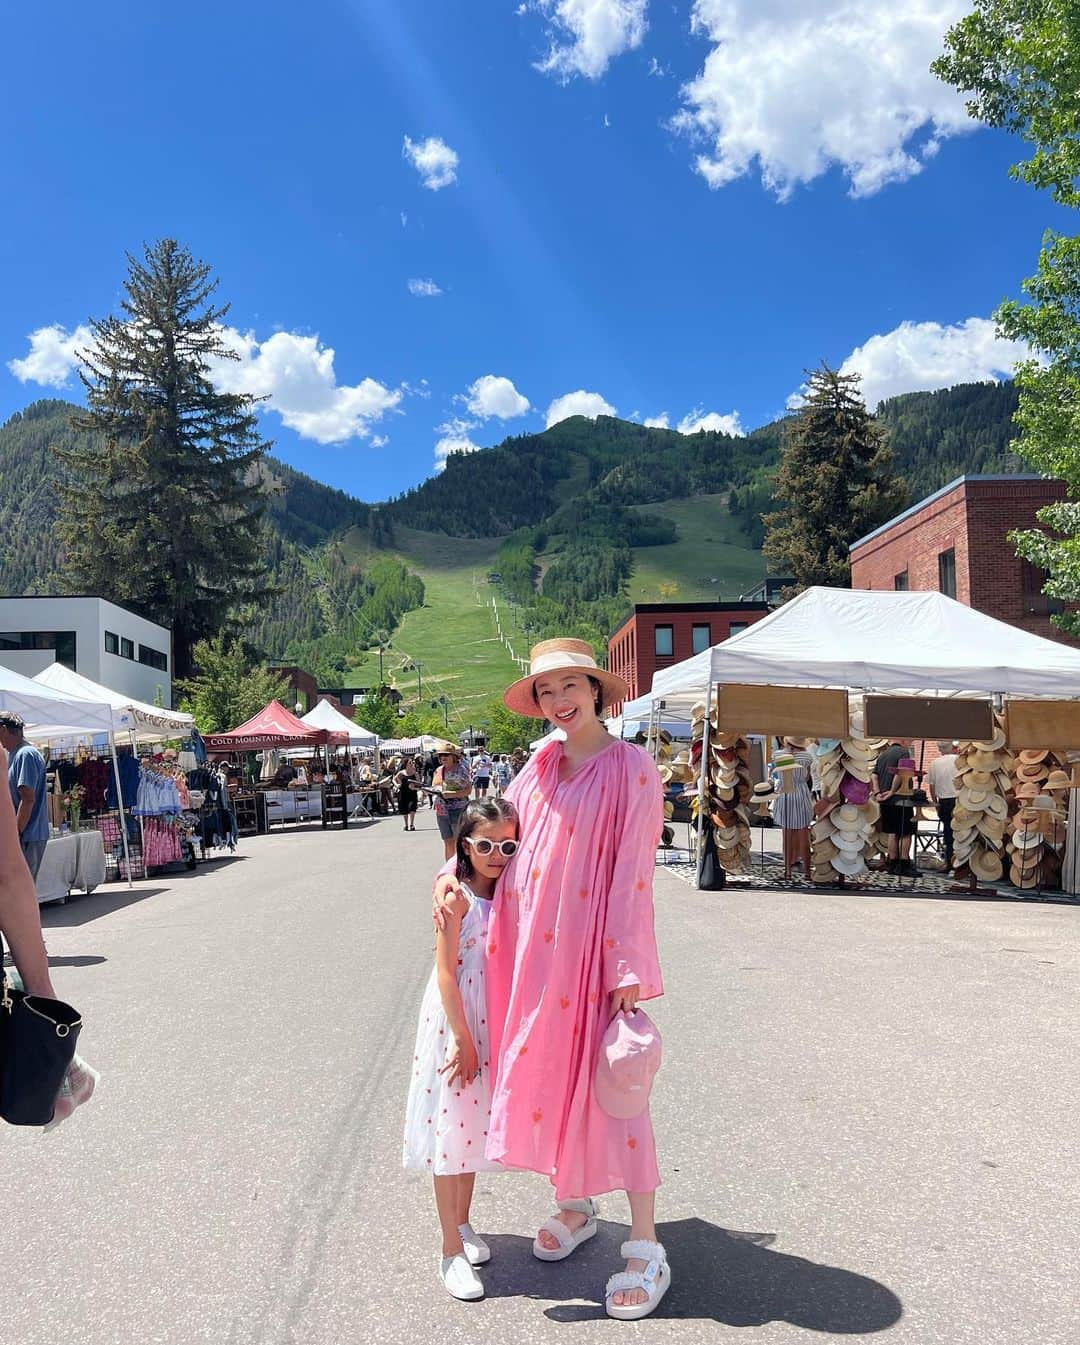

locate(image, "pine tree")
[[55, 239, 271, 678], [763, 367, 909, 590]]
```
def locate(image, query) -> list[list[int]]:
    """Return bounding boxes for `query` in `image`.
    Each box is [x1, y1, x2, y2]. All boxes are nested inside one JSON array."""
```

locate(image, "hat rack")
[[1004, 749, 1069, 893], [809, 736, 884, 885], [690, 696, 753, 875]]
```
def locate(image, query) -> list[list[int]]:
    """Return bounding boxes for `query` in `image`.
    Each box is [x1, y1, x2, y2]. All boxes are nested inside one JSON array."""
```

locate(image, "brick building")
[[849, 474, 1074, 644], [607, 601, 770, 708]]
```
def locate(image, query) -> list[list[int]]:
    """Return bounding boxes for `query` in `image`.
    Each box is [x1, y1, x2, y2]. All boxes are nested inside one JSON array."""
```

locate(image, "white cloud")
[[643, 412, 670, 428], [831, 317, 1031, 410], [7, 323, 93, 388], [407, 277, 443, 297], [403, 135, 459, 190], [434, 433, 482, 472], [464, 374, 530, 420], [545, 389, 617, 427], [371, 434, 389, 448], [208, 328, 402, 444], [674, 1, 974, 200], [534, 0, 649, 81], [11, 320, 405, 446], [676, 407, 745, 436]]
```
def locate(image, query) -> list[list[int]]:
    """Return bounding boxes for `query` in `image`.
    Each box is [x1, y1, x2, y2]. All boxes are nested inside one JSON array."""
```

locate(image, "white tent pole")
[[108, 735, 134, 890], [696, 683, 712, 889]]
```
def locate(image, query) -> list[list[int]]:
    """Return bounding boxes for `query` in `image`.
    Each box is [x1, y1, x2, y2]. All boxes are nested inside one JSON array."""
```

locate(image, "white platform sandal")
[[605, 1239, 671, 1320], [532, 1197, 599, 1261], [458, 1222, 490, 1266]]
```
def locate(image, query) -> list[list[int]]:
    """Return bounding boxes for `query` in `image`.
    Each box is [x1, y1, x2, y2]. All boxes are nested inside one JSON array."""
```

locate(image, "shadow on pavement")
[[480, 1218, 902, 1331], [46, 955, 108, 968], [40, 886, 171, 927]]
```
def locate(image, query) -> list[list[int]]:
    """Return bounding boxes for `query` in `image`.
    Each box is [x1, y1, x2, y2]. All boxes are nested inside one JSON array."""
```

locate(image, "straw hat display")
[[809, 735, 884, 884], [1005, 746, 1070, 891], [712, 734, 753, 873], [952, 717, 1010, 883], [689, 695, 752, 874]]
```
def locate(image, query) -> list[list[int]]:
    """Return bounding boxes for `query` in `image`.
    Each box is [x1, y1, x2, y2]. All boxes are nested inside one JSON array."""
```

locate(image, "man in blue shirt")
[[0, 713, 49, 879]]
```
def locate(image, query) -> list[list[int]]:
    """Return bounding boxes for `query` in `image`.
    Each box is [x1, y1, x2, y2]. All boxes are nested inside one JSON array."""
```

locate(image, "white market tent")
[[34, 662, 195, 743], [637, 587, 1080, 894], [301, 698, 379, 748], [648, 587, 1080, 706], [0, 664, 137, 887], [0, 663, 117, 740]]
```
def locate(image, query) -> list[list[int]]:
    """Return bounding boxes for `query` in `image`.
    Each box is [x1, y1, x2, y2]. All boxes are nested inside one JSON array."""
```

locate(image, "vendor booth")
[[205, 700, 349, 831], [32, 662, 211, 879], [0, 664, 127, 900], [636, 588, 1080, 896]]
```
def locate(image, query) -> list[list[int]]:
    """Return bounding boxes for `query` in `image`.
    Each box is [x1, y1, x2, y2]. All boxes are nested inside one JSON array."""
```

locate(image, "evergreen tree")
[[55, 239, 271, 677], [176, 635, 289, 734], [763, 367, 908, 590]]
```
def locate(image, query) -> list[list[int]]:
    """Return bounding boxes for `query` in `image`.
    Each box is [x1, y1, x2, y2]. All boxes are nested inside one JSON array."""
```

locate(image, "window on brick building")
[[938, 549, 956, 599], [654, 625, 674, 657], [1021, 559, 1063, 616], [692, 623, 711, 655], [729, 622, 749, 636], [894, 571, 909, 591]]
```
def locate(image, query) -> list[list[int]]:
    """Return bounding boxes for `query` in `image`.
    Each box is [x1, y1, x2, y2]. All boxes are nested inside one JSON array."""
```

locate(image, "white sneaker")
[[441, 1253, 484, 1301], [458, 1222, 491, 1265]]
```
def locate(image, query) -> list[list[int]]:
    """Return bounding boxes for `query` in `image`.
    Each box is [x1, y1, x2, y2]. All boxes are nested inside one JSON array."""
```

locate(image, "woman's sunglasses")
[[462, 837, 519, 857]]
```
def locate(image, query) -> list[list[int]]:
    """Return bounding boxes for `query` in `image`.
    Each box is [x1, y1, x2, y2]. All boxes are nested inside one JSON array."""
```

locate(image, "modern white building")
[[0, 596, 173, 706]]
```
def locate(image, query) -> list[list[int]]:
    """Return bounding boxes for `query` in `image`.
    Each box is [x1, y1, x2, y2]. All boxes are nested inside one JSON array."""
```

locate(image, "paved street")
[[2, 810, 1079, 1345]]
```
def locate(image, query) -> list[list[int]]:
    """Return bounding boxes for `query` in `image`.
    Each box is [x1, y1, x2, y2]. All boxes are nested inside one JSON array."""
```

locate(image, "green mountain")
[[0, 382, 1027, 719]]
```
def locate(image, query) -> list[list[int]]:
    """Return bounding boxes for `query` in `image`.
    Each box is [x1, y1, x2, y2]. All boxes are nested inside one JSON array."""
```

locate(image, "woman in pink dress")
[[435, 638, 670, 1319]]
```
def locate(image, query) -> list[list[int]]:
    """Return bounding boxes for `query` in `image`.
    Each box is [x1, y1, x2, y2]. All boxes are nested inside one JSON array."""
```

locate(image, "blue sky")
[[0, 1, 1068, 501]]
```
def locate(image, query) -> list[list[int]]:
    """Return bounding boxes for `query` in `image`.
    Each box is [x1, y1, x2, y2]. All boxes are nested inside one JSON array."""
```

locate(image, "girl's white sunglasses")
[[462, 837, 519, 857]]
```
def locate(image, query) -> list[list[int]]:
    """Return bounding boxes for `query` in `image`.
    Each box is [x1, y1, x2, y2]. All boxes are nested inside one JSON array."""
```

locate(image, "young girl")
[[403, 798, 518, 1301]]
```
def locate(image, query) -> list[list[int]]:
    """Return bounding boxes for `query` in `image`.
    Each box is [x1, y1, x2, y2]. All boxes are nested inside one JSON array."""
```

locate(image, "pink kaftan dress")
[[485, 736, 664, 1200]]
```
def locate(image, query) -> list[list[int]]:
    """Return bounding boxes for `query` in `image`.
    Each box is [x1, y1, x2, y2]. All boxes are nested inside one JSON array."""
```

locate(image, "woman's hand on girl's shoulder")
[[435, 890, 469, 930], [433, 872, 463, 931]]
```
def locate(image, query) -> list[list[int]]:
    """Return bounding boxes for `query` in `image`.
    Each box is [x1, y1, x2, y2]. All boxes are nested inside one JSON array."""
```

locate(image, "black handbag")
[[0, 976, 81, 1126]]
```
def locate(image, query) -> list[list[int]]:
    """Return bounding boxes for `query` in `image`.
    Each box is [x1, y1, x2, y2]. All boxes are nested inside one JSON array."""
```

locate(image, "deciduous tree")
[[177, 635, 289, 733], [934, 2, 1080, 633]]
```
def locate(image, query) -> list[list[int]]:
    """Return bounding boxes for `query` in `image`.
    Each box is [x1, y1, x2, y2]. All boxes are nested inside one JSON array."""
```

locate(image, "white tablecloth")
[[35, 831, 107, 905]]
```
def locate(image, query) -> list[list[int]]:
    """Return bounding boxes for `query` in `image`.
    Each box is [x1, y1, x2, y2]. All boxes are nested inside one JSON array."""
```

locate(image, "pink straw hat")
[[593, 1008, 663, 1120]]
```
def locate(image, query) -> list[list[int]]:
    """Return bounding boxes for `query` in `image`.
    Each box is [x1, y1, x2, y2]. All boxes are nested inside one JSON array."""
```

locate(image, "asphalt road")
[[2, 807, 1078, 1345]]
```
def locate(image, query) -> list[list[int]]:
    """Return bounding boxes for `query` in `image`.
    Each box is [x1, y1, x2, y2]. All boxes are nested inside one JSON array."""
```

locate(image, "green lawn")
[[339, 525, 520, 730], [333, 495, 764, 722], [629, 494, 766, 602]]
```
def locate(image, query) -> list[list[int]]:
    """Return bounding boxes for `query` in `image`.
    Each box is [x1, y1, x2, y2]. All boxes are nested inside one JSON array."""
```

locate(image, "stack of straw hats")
[[952, 718, 1010, 882], [645, 725, 674, 768], [1006, 749, 1070, 890], [808, 735, 883, 883], [710, 735, 753, 873], [810, 797, 882, 883], [659, 749, 695, 789]]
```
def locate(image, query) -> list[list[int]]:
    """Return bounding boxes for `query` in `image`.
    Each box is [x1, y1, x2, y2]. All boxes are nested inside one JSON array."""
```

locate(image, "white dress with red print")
[[402, 884, 501, 1175]]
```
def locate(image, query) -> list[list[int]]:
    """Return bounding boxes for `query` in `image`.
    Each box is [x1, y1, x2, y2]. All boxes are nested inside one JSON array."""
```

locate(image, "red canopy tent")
[[204, 700, 348, 753]]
